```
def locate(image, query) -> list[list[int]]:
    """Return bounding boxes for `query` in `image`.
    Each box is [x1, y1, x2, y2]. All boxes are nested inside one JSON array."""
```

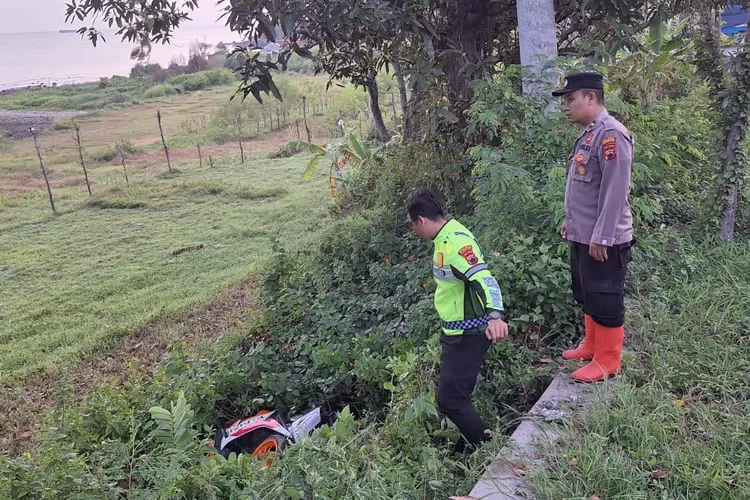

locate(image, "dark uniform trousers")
[[436, 332, 491, 447], [570, 241, 634, 328]]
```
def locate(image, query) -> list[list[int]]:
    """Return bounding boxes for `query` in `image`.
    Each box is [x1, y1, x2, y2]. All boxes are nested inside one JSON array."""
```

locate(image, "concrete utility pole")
[[517, 0, 558, 100]]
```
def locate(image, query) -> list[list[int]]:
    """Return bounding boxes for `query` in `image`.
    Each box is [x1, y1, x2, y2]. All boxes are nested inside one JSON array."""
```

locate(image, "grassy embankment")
[[530, 236, 750, 499], [0, 79, 336, 386]]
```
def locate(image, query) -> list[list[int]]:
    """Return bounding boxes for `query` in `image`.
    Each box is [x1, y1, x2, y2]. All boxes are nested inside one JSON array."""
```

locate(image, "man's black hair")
[[580, 88, 605, 105], [406, 189, 445, 221]]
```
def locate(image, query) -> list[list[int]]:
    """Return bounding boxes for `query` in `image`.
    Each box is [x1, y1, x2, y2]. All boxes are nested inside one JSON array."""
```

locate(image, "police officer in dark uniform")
[[552, 72, 635, 382]]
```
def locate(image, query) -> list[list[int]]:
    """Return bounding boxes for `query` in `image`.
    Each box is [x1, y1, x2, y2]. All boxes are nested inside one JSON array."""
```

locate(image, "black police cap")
[[552, 72, 604, 97]]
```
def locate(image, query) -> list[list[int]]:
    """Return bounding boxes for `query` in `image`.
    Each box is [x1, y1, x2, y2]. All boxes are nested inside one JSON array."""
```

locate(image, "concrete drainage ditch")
[[464, 372, 617, 500]]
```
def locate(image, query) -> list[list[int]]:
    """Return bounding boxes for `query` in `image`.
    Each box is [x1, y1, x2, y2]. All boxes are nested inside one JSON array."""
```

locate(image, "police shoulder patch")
[[602, 136, 617, 162], [458, 245, 480, 265]]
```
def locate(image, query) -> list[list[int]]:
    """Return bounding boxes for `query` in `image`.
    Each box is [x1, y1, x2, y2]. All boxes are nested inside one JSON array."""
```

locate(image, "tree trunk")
[[516, 0, 558, 100], [393, 59, 408, 118], [721, 179, 740, 241], [438, 2, 495, 129], [696, 6, 726, 99], [366, 69, 390, 143], [390, 89, 397, 122], [719, 29, 750, 240], [403, 97, 422, 143]]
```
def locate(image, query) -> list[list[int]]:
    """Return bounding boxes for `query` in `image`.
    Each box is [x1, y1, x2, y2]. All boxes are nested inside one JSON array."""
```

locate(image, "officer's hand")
[[486, 319, 509, 342], [589, 243, 608, 262], [560, 222, 567, 239]]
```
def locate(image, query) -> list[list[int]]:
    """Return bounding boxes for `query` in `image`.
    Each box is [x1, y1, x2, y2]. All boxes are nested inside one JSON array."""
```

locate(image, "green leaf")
[[428, 480, 443, 490], [437, 107, 459, 124], [346, 132, 367, 160], [284, 488, 304, 499], [412, 396, 438, 419], [648, 17, 665, 53], [282, 12, 297, 35], [292, 140, 326, 156], [302, 153, 325, 179]]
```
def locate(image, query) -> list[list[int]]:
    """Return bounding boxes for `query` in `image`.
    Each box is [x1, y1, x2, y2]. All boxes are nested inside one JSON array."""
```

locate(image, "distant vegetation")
[[0, 39, 316, 112], [0, 69, 237, 112]]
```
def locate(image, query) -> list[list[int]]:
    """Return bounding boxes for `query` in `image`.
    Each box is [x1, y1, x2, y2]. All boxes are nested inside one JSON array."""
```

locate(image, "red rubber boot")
[[562, 314, 596, 361], [571, 324, 624, 382]]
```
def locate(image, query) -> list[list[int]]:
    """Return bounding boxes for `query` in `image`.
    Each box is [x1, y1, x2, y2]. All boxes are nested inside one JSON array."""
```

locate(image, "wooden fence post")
[[157, 110, 172, 171], [302, 96, 311, 142], [116, 143, 130, 184], [72, 122, 92, 196], [31, 129, 55, 213]]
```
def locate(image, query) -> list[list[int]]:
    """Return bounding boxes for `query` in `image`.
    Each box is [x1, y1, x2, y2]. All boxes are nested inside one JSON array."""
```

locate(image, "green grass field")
[[0, 71, 352, 387], [0, 154, 329, 385]]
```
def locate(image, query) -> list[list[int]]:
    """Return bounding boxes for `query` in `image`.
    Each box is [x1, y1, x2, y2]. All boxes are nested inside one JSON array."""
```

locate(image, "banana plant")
[[292, 129, 383, 198], [611, 15, 694, 108]]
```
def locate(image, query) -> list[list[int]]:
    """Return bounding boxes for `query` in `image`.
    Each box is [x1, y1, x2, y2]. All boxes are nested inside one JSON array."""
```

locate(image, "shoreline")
[[0, 75, 120, 94]]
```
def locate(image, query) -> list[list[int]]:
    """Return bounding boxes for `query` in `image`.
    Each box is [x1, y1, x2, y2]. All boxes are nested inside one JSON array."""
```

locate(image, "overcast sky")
[[0, 0, 225, 34]]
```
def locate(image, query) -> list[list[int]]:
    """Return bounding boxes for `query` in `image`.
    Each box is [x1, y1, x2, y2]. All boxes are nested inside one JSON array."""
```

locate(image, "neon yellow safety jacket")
[[432, 219, 504, 335]]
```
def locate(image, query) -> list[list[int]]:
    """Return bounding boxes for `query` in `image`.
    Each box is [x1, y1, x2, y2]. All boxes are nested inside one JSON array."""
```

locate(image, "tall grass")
[[530, 236, 750, 499]]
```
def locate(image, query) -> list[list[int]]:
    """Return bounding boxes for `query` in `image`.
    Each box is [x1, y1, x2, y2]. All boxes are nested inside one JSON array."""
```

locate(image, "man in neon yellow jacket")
[[406, 189, 509, 453]]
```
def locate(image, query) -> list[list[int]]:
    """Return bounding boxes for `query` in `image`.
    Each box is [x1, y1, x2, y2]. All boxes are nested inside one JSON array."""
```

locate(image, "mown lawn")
[[0, 154, 329, 385], [530, 236, 750, 499]]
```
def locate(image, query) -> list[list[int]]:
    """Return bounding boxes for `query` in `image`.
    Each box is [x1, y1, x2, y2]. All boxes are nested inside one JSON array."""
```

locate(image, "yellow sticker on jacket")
[[577, 164, 586, 175], [436, 252, 444, 267]]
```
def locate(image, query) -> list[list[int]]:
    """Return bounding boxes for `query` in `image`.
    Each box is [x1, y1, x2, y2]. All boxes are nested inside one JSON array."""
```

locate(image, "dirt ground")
[[0, 109, 86, 140]]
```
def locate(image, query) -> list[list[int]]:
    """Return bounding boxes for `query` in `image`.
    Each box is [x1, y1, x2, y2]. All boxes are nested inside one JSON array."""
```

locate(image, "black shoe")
[[452, 438, 480, 455]]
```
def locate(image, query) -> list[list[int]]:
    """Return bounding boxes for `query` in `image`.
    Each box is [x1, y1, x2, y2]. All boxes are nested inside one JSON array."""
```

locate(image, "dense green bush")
[[144, 83, 179, 99], [166, 69, 236, 92], [90, 146, 118, 163]]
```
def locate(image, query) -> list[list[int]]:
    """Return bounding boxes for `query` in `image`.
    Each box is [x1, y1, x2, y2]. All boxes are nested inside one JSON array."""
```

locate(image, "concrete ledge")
[[467, 372, 614, 499]]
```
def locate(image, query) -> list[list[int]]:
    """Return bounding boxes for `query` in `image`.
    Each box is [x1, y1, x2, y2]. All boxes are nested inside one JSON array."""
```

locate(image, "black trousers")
[[437, 333, 491, 446], [570, 241, 633, 328]]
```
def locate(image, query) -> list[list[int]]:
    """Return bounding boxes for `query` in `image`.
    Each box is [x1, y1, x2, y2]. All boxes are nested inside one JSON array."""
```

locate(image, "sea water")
[[0, 26, 237, 91]]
